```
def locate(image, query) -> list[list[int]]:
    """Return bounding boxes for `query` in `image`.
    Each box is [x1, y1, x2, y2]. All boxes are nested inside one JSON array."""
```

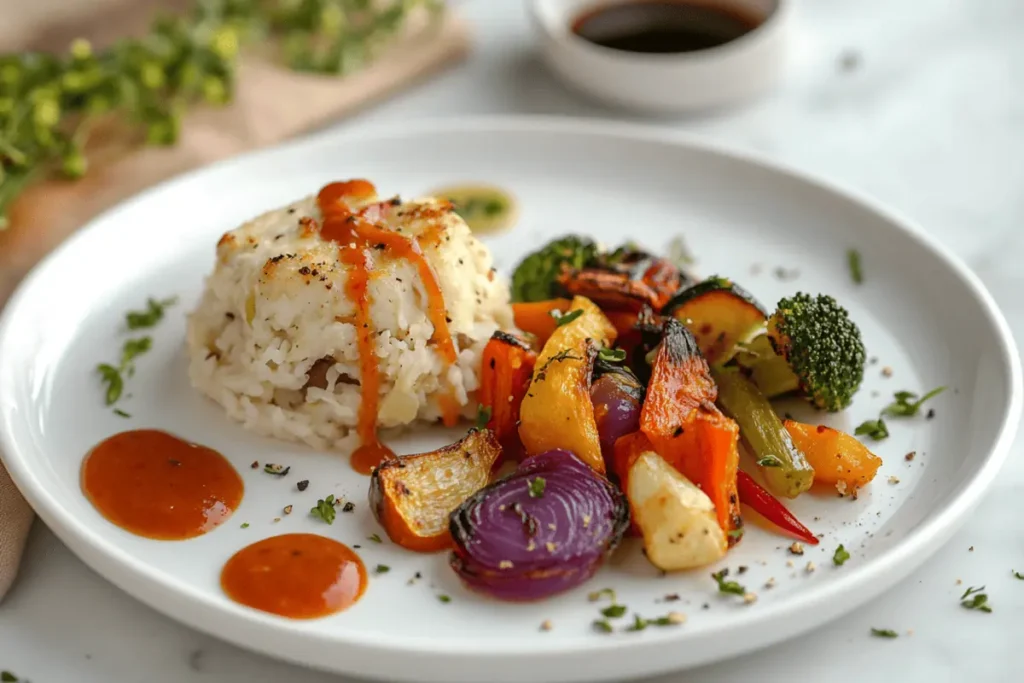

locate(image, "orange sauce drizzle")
[[316, 180, 460, 473], [81, 429, 243, 540], [221, 533, 366, 619]]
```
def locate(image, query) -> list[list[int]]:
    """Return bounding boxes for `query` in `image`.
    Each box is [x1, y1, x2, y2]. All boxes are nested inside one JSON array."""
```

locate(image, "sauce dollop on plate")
[[221, 533, 367, 618], [430, 184, 518, 235], [81, 429, 243, 540]]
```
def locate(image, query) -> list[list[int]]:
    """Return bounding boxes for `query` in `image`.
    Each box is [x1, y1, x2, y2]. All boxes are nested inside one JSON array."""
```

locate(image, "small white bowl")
[[528, 0, 793, 114]]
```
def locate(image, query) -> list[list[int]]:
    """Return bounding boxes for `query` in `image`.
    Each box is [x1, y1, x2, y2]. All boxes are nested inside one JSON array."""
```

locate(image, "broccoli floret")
[[736, 293, 865, 411], [510, 235, 600, 302]]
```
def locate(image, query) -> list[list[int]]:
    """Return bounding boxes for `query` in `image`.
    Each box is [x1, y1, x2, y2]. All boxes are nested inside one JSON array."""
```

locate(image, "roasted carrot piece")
[[611, 431, 654, 489], [478, 331, 537, 460], [612, 431, 655, 537], [604, 310, 640, 339], [511, 299, 573, 347], [639, 318, 742, 542]]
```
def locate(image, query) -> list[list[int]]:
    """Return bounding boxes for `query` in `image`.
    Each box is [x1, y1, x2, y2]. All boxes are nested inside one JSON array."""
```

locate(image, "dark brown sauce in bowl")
[[221, 533, 367, 618], [81, 429, 243, 540], [572, 1, 762, 54]]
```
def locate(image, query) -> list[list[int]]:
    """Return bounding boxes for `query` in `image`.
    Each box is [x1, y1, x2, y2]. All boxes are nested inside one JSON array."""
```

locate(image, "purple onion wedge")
[[590, 363, 644, 472], [449, 449, 629, 601]]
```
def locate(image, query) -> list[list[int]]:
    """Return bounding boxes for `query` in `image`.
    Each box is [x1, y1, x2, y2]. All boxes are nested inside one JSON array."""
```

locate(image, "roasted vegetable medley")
[[367, 235, 895, 601]]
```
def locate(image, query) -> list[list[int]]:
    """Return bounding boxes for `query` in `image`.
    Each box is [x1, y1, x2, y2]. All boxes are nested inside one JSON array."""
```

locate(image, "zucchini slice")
[[663, 277, 767, 364]]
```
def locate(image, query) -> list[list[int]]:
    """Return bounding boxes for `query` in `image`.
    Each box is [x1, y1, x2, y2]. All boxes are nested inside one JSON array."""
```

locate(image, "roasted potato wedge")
[[369, 429, 502, 552], [627, 449, 728, 571], [518, 296, 617, 473]]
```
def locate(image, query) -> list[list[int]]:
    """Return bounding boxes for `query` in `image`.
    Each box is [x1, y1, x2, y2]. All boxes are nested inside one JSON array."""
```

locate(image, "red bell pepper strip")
[[736, 471, 818, 545]]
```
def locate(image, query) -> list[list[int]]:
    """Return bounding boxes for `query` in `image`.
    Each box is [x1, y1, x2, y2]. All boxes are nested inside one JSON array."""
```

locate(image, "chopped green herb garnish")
[[120, 337, 152, 372], [588, 588, 616, 602], [1013, 570, 1024, 580], [598, 348, 627, 363], [757, 456, 783, 468], [592, 619, 613, 633], [711, 569, 745, 596], [1, 671, 19, 682], [240, 522, 249, 529], [625, 614, 648, 632], [263, 463, 290, 476], [833, 544, 850, 566], [960, 586, 992, 612], [375, 564, 390, 574], [528, 477, 546, 498], [847, 249, 863, 284], [881, 387, 946, 417], [555, 309, 584, 327], [476, 405, 492, 429], [727, 528, 744, 540], [368, 533, 383, 543], [97, 364, 124, 405], [311, 495, 336, 525], [871, 628, 898, 638], [600, 604, 627, 618], [113, 408, 131, 418], [854, 418, 889, 441], [437, 594, 451, 603], [126, 297, 177, 330]]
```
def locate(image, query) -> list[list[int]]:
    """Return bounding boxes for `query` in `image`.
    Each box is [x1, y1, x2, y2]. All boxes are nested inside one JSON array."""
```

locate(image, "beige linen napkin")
[[0, 0, 470, 603]]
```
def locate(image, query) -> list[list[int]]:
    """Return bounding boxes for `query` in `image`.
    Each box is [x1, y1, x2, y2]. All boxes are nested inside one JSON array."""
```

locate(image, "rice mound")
[[186, 190, 514, 451]]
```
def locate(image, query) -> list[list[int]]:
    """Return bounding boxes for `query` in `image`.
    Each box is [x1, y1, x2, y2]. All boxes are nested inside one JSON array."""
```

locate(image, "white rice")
[[186, 189, 514, 451]]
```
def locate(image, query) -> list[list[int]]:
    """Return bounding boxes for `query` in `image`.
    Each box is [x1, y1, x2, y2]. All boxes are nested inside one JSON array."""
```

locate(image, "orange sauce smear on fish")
[[221, 533, 366, 618], [316, 180, 460, 474], [81, 429, 243, 540]]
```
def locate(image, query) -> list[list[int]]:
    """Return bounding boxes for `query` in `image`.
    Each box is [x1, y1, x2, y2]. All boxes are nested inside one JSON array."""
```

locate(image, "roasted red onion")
[[449, 449, 629, 601], [590, 366, 644, 471]]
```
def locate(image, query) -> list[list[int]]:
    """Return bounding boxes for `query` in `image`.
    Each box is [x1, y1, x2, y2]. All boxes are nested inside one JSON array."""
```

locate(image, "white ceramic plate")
[[0, 118, 1019, 683]]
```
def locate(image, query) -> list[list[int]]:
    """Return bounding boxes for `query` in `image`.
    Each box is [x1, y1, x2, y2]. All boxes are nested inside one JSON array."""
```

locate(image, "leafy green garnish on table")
[[0, 0, 444, 228], [870, 628, 898, 638], [833, 544, 851, 566], [310, 495, 337, 525], [1, 671, 19, 682], [1013, 570, 1024, 580]]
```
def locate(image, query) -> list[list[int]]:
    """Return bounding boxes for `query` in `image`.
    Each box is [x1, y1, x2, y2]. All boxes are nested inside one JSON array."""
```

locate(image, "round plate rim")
[[1, 116, 1020, 673]]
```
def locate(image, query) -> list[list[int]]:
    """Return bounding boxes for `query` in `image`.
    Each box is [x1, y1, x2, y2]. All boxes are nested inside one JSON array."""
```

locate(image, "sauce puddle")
[[317, 180, 460, 474], [81, 429, 243, 539], [221, 533, 367, 618], [428, 184, 517, 234]]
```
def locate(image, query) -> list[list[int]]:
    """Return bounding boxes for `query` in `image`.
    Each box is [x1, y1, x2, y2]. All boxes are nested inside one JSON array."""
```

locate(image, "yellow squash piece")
[[518, 295, 617, 473], [369, 429, 503, 552], [784, 420, 882, 493]]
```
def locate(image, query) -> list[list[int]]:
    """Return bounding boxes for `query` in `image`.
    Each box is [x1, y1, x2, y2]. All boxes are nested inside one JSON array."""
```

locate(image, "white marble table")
[[2, 0, 1023, 680]]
